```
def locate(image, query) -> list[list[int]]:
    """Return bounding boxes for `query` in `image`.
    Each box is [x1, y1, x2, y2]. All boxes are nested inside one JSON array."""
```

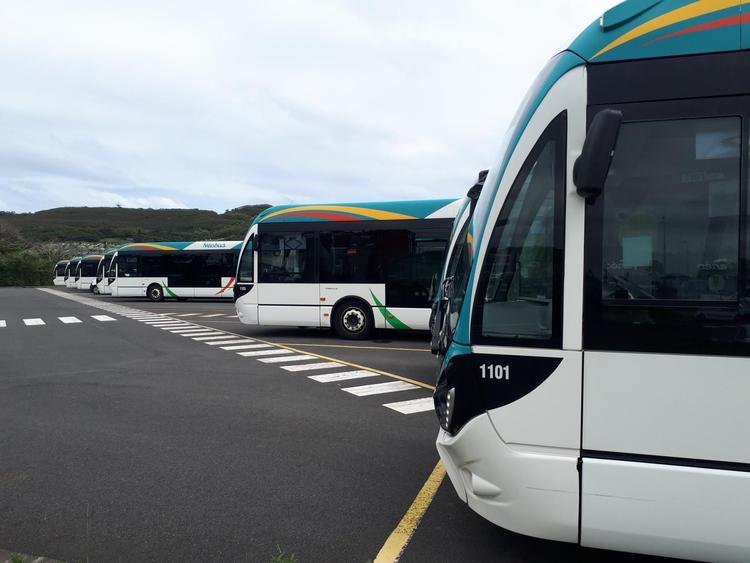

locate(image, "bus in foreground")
[[74, 254, 103, 291], [52, 260, 68, 286], [64, 257, 81, 288], [234, 199, 461, 339], [107, 241, 241, 301], [433, 2, 750, 561]]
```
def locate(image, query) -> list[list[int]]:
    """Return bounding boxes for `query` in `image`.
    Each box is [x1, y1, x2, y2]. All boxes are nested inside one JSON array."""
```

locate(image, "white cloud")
[[0, 0, 610, 212]]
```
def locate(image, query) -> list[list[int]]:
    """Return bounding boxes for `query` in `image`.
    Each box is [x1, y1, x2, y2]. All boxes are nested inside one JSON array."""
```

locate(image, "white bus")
[[64, 257, 81, 288], [433, 2, 750, 561], [52, 260, 69, 286], [94, 248, 119, 295], [234, 199, 461, 339], [107, 241, 241, 301], [74, 254, 103, 291]]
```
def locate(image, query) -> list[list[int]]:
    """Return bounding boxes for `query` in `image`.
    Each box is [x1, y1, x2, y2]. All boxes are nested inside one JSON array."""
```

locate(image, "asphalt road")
[[0, 287, 662, 562]]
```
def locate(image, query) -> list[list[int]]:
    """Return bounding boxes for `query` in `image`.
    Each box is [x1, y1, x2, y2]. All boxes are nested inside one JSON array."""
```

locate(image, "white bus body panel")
[[583, 352, 750, 464], [437, 415, 578, 543], [194, 277, 235, 298], [75, 276, 96, 290], [53, 276, 66, 286], [319, 284, 387, 329], [582, 459, 750, 562], [258, 284, 319, 326], [385, 308, 429, 331], [437, 66, 586, 544]]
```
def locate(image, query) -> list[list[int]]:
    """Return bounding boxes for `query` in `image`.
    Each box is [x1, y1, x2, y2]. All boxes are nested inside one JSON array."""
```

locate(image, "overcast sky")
[[0, 0, 608, 213]]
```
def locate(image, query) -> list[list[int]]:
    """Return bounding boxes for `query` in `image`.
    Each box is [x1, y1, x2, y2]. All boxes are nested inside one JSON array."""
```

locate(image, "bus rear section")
[[53, 260, 68, 286], [433, 2, 750, 561], [234, 199, 461, 339], [108, 241, 241, 301]]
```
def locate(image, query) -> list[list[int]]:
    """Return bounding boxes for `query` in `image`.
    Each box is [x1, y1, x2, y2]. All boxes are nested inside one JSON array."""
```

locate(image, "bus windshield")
[[237, 240, 254, 283]]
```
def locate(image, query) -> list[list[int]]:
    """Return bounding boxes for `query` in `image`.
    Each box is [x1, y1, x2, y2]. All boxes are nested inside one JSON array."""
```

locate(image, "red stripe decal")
[[216, 276, 236, 295], [648, 13, 749, 44]]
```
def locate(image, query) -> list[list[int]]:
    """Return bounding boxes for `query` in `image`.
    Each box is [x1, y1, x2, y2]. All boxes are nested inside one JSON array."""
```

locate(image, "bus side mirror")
[[248, 233, 257, 250], [573, 109, 622, 199]]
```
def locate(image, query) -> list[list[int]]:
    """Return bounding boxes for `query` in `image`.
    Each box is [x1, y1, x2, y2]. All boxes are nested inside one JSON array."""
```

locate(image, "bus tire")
[[333, 298, 373, 340], [148, 284, 164, 302]]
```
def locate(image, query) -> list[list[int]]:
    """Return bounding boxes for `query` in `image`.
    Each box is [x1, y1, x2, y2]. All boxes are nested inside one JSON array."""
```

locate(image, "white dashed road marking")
[[23, 318, 45, 326], [58, 316, 82, 324], [0, 320, 6, 328], [308, 370, 379, 383], [258, 355, 317, 363], [174, 313, 201, 317], [180, 331, 219, 337], [192, 335, 234, 341], [237, 349, 295, 357], [200, 313, 225, 318], [166, 327, 200, 332], [221, 343, 270, 351], [342, 381, 419, 396], [281, 362, 344, 372], [91, 315, 116, 322], [383, 398, 435, 414], [205, 339, 245, 346]]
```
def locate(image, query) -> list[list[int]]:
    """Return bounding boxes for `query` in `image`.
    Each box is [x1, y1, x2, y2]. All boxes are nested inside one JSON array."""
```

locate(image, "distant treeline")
[[0, 205, 269, 286]]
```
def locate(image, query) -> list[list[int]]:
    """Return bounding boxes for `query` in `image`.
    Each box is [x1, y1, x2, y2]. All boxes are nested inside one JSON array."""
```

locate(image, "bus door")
[[257, 231, 319, 326], [580, 92, 750, 557], [468, 109, 583, 542]]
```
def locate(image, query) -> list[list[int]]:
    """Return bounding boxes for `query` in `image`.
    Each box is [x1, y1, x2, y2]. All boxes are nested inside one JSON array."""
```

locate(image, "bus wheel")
[[333, 299, 373, 340], [148, 284, 164, 302]]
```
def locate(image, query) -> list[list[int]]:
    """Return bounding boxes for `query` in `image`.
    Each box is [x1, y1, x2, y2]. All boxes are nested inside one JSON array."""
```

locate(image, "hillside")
[[0, 205, 269, 286]]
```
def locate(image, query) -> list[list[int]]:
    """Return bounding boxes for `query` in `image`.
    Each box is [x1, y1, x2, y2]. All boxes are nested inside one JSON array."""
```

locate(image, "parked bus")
[[430, 170, 487, 353], [64, 257, 81, 288], [52, 260, 69, 286], [234, 199, 461, 339], [107, 241, 241, 301], [94, 247, 121, 295], [74, 254, 103, 291], [433, 2, 750, 561]]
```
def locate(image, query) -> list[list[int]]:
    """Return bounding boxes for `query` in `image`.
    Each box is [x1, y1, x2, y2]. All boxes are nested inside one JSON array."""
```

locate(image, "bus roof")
[[253, 199, 462, 224], [68, 256, 82, 262], [80, 254, 104, 262], [55, 260, 69, 265], [117, 241, 243, 252], [569, 0, 745, 63]]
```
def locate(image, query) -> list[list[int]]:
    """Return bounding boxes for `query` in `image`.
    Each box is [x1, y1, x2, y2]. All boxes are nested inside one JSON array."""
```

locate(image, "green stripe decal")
[[161, 284, 178, 298], [369, 290, 410, 330]]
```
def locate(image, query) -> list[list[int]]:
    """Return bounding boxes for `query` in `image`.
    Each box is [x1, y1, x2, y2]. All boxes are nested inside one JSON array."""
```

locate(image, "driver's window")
[[474, 112, 565, 346]]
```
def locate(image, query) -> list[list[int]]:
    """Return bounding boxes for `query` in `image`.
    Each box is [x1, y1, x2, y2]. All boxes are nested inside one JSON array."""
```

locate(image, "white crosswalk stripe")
[[200, 313, 225, 318], [309, 370, 378, 383], [91, 315, 116, 322], [143, 320, 176, 324], [342, 381, 418, 396], [150, 322, 188, 327], [174, 313, 201, 317], [58, 316, 82, 324], [281, 362, 344, 372], [172, 328, 215, 334], [0, 320, 6, 328], [192, 335, 234, 341], [205, 338, 245, 345], [23, 318, 45, 326], [257, 355, 317, 363], [180, 331, 220, 337], [221, 343, 270, 351], [237, 349, 295, 357], [165, 327, 200, 332], [383, 397, 434, 414]]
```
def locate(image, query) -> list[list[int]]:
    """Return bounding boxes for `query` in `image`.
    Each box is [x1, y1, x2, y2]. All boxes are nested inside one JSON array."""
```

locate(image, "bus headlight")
[[434, 387, 456, 432], [433, 353, 484, 436]]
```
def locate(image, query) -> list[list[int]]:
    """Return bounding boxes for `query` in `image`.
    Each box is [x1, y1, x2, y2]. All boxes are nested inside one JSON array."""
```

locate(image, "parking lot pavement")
[[5, 288, 662, 562]]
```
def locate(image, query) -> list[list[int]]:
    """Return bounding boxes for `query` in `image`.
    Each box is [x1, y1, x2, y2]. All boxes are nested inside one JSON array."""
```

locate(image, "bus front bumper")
[[436, 414, 579, 543]]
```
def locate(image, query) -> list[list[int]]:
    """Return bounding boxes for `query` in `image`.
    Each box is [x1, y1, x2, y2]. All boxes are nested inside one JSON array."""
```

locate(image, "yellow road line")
[[276, 342, 430, 353], [168, 318, 436, 391], [374, 461, 446, 562]]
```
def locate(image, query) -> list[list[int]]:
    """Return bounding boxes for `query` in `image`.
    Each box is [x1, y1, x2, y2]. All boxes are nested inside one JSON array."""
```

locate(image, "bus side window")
[[585, 114, 748, 354], [473, 112, 566, 347]]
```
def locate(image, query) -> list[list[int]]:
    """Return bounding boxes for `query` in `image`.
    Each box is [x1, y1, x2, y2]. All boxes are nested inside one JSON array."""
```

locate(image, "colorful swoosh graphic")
[[369, 290, 411, 330], [122, 243, 179, 251], [215, 276, 236, 295], [592, 0, 742, 59], [262, 205, 416, 222]]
